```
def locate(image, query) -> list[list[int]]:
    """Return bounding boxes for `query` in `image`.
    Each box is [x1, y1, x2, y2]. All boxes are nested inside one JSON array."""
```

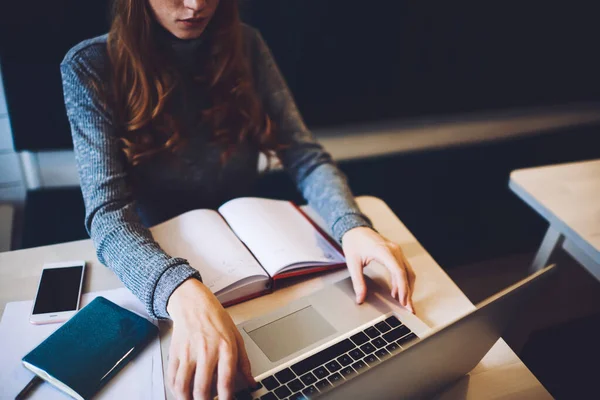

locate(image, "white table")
[[509, 159, 600, 280], [0, 196, 551, 399]]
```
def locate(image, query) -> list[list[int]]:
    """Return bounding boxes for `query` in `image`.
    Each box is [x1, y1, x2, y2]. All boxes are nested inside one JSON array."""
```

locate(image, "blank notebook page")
[[219, 198, 344, 277], [150, 210, 268, 293]]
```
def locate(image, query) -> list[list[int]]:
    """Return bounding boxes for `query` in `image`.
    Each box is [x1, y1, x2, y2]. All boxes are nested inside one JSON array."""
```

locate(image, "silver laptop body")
[[238, 265, 555, 399]]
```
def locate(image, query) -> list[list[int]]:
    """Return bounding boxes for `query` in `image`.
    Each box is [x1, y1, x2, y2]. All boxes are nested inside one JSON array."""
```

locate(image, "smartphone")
[[29, 261, 86, 325]]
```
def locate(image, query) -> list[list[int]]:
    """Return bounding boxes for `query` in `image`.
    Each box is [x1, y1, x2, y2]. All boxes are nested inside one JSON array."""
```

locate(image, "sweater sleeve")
[[61, 55, 201, 319], [249, 29, 374, 242]]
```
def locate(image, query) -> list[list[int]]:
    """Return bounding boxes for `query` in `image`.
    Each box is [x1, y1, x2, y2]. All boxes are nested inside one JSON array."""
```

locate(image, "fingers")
[[176, 335, 252, 400], [390, 276, 398, 301], [216, 339, 237, 400], [346, 253, 367, 304], [236, 331, 256, 386], [396, 259, 412, 311], [401, 251, 417, 312], [173, 349, 194, 400], [192, 341, 218, 400], [395, 247, 415, 291], [167, 340, 180, 393], [377, 245, 414, 313]]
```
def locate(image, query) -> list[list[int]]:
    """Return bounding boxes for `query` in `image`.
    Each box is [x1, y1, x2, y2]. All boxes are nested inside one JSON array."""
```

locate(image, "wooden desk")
[[0, 196, 550, 399], [509, 160, 600, 280]]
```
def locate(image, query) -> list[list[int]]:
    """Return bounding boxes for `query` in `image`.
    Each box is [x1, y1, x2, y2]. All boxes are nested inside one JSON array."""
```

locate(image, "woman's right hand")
[[166, 279, 255, 400]]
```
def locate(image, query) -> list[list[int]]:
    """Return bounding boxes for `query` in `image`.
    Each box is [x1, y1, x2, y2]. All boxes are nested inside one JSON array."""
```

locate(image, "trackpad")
[[245, 306, 337, 362]]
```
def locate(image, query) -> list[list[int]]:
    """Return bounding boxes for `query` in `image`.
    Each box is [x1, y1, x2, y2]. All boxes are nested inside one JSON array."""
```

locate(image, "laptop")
[[236, 264, 555, 399]]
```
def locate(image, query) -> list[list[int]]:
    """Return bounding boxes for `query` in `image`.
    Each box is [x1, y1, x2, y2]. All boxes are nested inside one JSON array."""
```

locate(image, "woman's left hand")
[[341, 227, 416, 313]]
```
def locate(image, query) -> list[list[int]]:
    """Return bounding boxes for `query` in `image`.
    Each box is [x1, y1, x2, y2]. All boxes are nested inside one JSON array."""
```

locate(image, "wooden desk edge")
[[509, 170, 600, 263]]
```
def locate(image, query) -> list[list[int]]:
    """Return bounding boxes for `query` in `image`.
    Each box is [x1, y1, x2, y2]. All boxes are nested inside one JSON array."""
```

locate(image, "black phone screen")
[[32, 266, 83, 314]]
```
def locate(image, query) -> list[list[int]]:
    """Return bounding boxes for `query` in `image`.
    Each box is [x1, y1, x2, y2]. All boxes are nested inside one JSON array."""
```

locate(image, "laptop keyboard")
[[236, 314, 419, 400]]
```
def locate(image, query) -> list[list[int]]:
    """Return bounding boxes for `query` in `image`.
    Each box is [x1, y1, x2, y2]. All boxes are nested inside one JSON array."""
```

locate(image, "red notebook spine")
[[272, 263, 346, 281], [221, 286, 273, 308]]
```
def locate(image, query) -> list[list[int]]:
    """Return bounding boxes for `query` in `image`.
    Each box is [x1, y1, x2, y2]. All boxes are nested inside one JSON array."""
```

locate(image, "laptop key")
[[262, 376, 280, 391], [372, 337, 387, 348], [291, 339, 354, 376], [383, 325, 411, 343], [289, 393, 308, 400], [275, 368, 296, 384], [386, 342, 401, 353], [274, 385, 292, 399], [300, 372, 317, 386], [288, 378, 305, 393], [397, 332, 418, 347], [360, 342, 376, 354], [375, 321, 391, 333], [375, 348, 391, 360], [313, 366, 329, 379], [251, 382, 263, 392], [364, 354, 379, 366], [364, 326, 380, 338], [260, 393, 277, 400], [328, 372, 344, 386], [302, 385, 319, 397], [350, 331, 369, 346], [325, 360, 342, 373], [337, 354, 353, 366], [385, 315, 402, 328], [340, 366, 356, 378], [315, 379, 332, 391], [349, 348, 365, 361], [352, 360, 367, 372]]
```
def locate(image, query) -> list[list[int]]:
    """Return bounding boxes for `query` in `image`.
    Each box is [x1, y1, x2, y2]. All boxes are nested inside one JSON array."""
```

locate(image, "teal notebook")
[[22, 296, 158, 400]]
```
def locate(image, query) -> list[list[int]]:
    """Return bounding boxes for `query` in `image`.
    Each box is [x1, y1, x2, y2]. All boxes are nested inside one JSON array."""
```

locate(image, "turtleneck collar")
[[154, 22, 207, 69]]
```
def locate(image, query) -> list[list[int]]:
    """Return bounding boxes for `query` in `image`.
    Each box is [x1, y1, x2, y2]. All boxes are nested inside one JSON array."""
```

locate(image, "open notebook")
[[150, 198, 346, 306]]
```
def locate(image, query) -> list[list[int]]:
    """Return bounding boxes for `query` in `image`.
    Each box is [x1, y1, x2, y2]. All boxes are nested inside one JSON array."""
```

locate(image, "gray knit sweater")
[[61, 24, 372, 319]]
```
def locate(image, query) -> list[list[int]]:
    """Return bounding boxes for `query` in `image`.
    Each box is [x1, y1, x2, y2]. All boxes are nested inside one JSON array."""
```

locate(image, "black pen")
[[15, 376, 43, 400]]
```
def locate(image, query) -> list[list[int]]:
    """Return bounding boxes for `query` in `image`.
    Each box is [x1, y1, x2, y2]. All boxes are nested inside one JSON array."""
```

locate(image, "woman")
[[61, 0, 416, 398]]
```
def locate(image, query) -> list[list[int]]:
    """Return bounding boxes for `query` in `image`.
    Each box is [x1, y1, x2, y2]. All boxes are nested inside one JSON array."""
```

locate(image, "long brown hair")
[[107, 0, 277, 165]]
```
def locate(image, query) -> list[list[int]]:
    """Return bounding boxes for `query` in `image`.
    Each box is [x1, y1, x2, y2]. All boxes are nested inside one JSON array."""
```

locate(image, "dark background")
[[1, 1, 599, 150], [3, 0, 600, 266]]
